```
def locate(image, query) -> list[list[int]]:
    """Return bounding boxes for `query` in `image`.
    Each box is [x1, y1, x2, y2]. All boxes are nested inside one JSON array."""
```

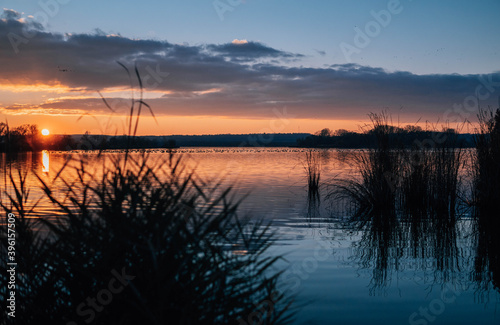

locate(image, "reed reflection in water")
[[347, 210, 470, 296]]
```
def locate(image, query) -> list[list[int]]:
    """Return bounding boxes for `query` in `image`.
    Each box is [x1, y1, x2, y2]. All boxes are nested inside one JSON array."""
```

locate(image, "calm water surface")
[[1, 148, 499, 324]]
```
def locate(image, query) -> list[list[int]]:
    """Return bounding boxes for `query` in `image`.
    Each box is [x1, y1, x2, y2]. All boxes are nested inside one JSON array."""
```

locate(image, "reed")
[[428, 136, 462, 218], [304, 149, 321, 199], [401, 128, 463, 219], [400, 145, 430, 215], [471, 107, 500, 293], [473, 108, 500, 217], [333, 112, 464, 224], [334, 112, 402, 220], [0, 63, 293, 324]]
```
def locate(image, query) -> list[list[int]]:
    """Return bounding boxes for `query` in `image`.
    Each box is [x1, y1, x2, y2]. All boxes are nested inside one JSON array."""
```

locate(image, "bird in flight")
[[57, 66, 73, 72]]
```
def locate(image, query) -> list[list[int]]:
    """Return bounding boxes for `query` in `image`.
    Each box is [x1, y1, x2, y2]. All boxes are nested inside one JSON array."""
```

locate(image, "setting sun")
[[41, 129, 50, 136]]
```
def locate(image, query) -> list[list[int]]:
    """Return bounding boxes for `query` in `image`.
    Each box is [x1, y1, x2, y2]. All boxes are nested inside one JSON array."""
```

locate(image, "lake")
[[1, 148, 499, 324]]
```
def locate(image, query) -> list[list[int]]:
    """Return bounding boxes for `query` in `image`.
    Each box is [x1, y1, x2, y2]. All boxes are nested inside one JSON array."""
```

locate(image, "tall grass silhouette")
[[402, 127, 463, 218], [333, 112, 464, 221], [473, 108, 500, 215], [304, 150, 321, 198], [472, 107, 500, 294], [333, 112, 402, 220], [0, 63, 293, 325]]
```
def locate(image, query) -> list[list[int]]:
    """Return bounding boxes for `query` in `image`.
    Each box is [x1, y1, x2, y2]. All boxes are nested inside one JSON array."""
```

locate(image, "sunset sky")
[[1, 0, 499, 135]]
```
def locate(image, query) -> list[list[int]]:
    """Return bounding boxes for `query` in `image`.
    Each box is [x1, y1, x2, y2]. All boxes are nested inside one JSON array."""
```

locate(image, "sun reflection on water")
[[42, 150, 49, 173]]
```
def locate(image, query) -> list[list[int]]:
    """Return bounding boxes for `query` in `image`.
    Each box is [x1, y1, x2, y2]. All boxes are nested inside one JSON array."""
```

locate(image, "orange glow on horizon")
[[41, 129, 50, 136], [1, 113, 479, 136], [0, 114, 365, 135]]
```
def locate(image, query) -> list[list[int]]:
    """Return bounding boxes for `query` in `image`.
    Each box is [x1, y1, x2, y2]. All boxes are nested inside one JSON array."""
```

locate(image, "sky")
[[1, 0, 499, 135]]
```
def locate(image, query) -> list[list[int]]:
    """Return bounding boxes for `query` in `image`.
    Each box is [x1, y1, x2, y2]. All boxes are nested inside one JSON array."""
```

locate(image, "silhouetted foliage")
[[0, 153, 293, 325], [332, 111, 495, 297], [304, 150, 321, 199], [330, 113, 464, 220], [297, 125, 473, 148], [332, 113, 402, 218], [472, 108, 500, 294], [0, 62, 293, 325], [0, 122, 78, 152]]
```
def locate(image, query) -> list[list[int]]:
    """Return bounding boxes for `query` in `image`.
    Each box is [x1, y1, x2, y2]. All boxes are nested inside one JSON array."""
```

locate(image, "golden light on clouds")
[[0, 82, 82, 93], [232, 39, 248, 45], [0, 106, 88, 116], [193, 88, 223, 95]]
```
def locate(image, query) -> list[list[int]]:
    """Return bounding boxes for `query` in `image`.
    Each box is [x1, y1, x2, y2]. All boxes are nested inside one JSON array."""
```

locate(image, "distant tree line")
[[0, 124, 178, 152], [296, 126, 475, 148], [1, 125, 311, 152], [0, 123, 75, 152], [1, 122, 476, 152]]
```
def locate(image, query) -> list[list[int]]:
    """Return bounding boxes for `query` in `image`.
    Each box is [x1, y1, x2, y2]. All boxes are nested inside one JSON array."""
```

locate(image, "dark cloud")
[[207, 41, 304, 62], [1, 8, 22, 20], [314, 49, 326, 56], [1, 8, 499, 122]]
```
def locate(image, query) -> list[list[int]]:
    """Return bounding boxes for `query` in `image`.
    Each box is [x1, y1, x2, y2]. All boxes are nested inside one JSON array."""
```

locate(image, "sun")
[[41, 129, 50, 136]]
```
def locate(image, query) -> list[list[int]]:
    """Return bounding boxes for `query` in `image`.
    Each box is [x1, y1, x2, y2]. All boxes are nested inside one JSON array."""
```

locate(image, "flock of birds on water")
[[48, 148, 336, 154]]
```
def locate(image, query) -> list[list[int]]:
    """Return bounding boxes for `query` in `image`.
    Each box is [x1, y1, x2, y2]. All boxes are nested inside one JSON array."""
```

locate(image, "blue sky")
[[4, 0, 499, 74], [1, 0, 499, 134]]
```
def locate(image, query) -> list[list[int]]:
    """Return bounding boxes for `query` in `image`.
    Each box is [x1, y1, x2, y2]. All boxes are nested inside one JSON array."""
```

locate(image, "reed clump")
[[0, 153, 293, 325], [400, 144, 431, 215], [334, 112, 402, 219], [333, 112, 464, 222], [0, 62, 293, 325], [473, 108, 500, 216], [304, 149, 321, 198], [401, 128, 463, 219], [472, 108, 500, 292]]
